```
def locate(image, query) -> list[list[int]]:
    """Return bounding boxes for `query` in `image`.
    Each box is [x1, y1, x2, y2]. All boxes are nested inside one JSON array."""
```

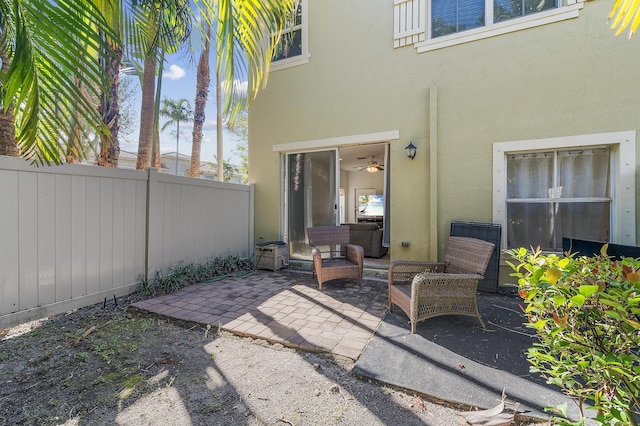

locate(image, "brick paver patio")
[[131, 270, 389, 359]]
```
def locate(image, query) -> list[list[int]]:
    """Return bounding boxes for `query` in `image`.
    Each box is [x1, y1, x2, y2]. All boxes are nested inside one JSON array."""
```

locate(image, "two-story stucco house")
[[248, 0, 639, 285]]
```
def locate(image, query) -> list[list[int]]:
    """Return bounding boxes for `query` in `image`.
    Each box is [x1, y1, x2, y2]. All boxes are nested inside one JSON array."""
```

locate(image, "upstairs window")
[[494, 0, 557, 24], [431, 0, 558, 39], [431, 0, 485, 38], [394, 0, 583, 52], [271, 0, 310, 71], [274, 1, 303, 61]]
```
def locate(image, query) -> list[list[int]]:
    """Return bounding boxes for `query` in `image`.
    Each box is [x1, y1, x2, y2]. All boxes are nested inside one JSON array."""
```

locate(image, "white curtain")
[[506, 148, 611, 250]]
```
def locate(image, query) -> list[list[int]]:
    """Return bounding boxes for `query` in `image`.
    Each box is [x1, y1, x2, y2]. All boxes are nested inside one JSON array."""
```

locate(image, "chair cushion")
[[342, 223, 388, 258], [389, 284, 411, 315]]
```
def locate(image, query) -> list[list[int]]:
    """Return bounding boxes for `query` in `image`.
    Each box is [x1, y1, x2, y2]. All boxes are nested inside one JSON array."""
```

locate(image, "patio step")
[[286, 259, 388, 281]]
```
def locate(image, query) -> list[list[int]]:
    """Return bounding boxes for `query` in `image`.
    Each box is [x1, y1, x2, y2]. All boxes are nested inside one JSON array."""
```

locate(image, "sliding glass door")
[[286, 150, 339, 259]]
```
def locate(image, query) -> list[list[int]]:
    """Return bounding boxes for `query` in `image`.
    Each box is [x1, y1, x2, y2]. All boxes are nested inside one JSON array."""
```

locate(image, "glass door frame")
[[282, 148, 341, 260]]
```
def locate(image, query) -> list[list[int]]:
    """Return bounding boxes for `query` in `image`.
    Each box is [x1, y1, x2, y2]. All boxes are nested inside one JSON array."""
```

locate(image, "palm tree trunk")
[[66, 76, 89, 163], [151, 57, 164, 171], [175, 121, 180, 175], [136, 55, 156, 170], [216, 63, 224, 182], [97, 39, 122, 167], [153, 126, 161, 170], [0, 26, 18, 157], [190, 28, 210, 178], [0, 109, 17, 157]]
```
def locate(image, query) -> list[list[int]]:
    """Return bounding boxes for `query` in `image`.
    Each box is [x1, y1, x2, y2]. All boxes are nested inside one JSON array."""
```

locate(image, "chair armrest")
[[311, 247, 323, 268], [345, 243, 364, 267], [310, 246, 321, 258], [388, 261, 446, 285]]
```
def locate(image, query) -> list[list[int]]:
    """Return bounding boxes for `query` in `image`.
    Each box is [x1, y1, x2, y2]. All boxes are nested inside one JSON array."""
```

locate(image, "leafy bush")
[[508, 246, 640, 425], [139, 254, 253, 296]]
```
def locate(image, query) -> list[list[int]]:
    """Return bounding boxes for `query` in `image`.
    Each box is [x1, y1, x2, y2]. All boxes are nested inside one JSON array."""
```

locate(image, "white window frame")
[[492, 131, 636, 252], [407, 0, 584, 53], [270, 0, 310, 72]]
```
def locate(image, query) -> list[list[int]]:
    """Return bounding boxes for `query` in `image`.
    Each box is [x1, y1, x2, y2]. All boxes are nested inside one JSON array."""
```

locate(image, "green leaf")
[[610, 366, 634, 379], [604, 310, 623, 321], [545, 401, 568, 417], [553, 295, 567, 306], [533, 319, 548, 330], [570, 294, 586, 307], [579, 285, 599, 297], [625, 318, 640, 328], [600, 299, 625, 311], [611, 407, 629, 423]]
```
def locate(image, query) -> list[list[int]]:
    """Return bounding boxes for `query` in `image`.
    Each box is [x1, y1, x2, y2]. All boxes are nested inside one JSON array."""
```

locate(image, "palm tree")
[[211, 0, 298, 118], [610, 1, 640, 38], [0, 24, 18, 157], [215, 60, 225, 181], [93, 0, 126, 167], [191, 0, 298, 181], [0, 0, 117, 164], [190, 23, 211, 178], [160, 98, 193, 175], [132, 0, 192, 170]]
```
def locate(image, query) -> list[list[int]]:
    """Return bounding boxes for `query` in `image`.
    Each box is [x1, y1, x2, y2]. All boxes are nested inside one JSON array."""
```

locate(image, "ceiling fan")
[[357, 156, 384, 173]]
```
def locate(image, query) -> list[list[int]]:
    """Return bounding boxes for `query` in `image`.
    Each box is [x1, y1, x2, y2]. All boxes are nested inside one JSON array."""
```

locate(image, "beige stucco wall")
[[249, 0, 640, 275]]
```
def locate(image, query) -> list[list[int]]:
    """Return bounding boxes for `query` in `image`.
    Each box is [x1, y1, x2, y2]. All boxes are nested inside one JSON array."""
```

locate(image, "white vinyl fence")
[[0, 156, 254, 329]]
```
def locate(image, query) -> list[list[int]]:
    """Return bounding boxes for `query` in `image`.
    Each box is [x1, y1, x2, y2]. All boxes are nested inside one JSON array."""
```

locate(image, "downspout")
[[429, 85, 438, 260]]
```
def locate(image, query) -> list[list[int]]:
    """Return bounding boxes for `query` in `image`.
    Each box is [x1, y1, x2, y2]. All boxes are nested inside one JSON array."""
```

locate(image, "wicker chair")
[[307, 226, 364, 291], [388, 236, 495, 333]]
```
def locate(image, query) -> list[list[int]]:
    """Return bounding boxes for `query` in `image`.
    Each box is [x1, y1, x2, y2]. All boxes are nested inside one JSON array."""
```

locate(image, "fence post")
[[145, 168, 161, 278], [248, 183, 255, 257]]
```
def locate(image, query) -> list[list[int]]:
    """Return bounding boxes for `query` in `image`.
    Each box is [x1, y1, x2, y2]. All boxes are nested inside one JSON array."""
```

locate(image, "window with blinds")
[[494, 0, 558, 24], [431, 0, 485, 38], [394, 0, 582, 51], [431, 0, 558, 38]]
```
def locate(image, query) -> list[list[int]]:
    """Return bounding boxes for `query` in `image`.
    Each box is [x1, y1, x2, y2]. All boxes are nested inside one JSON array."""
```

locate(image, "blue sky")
[[119, 52, 245, 166]]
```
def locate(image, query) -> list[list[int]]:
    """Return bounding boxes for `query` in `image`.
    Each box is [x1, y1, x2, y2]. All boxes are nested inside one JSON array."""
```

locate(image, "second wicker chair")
[[388, 236, 495, 333]]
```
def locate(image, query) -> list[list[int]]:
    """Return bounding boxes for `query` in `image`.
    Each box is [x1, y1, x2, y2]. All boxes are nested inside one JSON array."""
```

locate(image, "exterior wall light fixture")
[[405, 142, 417, 160]]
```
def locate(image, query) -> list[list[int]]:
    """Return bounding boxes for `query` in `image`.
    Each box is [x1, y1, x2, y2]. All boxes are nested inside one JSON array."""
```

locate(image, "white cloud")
[[180, 120, 216, 131], [221, 79, 248, 98], [163, 64, 186, 80], [234, 80, 248, 97], [202, 120, 217, 131]]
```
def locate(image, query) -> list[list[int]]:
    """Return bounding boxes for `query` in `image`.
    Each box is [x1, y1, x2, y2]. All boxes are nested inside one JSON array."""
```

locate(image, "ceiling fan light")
[[366, 165, 378, 173]]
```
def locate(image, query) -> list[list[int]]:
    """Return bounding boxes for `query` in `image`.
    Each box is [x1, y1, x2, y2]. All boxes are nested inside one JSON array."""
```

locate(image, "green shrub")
[[139, 254, 252, 296], [508, 246, 640, 425]]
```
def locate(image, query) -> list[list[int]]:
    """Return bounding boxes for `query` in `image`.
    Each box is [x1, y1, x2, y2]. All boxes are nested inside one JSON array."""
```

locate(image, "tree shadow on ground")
[[0, 274, 453, 425]]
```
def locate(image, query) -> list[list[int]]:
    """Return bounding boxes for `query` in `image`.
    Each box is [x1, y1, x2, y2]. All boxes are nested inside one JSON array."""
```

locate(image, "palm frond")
[[2, 0, 118, 164], [213, 0, 298, 122], [610, 0, 640, 38]]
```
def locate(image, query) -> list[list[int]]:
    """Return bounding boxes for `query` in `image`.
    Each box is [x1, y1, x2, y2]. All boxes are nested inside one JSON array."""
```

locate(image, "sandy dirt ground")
[[0, 295, 545, 425]]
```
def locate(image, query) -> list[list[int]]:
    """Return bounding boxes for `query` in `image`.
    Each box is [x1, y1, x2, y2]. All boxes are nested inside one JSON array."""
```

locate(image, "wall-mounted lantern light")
[[405, 142, 417, 160]]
